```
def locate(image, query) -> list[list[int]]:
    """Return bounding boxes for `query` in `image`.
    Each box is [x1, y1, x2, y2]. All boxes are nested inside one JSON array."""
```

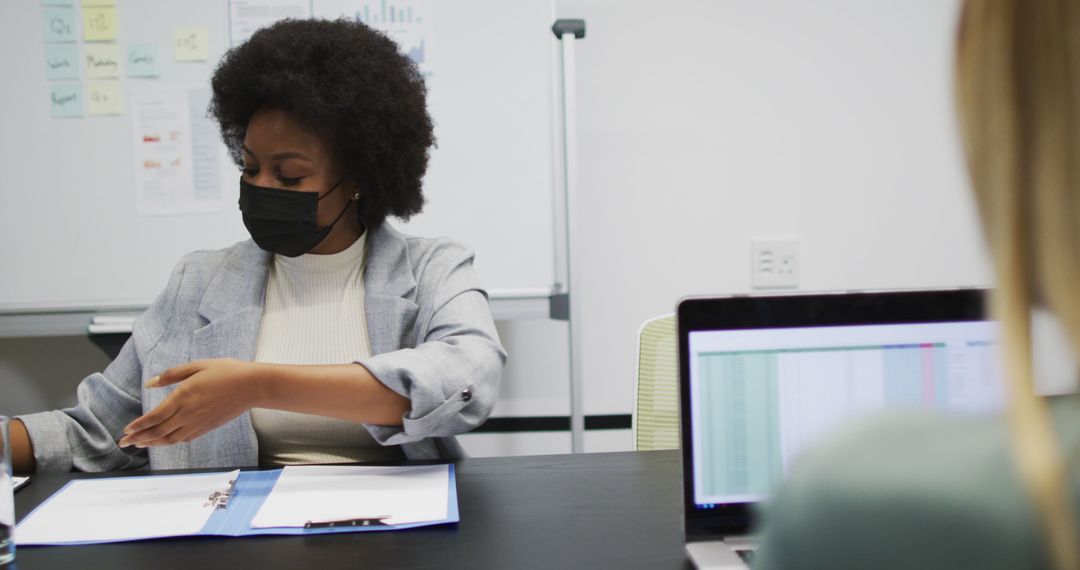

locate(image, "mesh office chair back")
[[633, 314, 680, 451]]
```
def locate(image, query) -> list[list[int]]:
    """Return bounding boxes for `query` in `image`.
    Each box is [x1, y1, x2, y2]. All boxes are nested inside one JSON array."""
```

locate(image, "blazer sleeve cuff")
[[364, 394, 472, 446], [357, 354, 478, 446], [16, 411, 75, 473]]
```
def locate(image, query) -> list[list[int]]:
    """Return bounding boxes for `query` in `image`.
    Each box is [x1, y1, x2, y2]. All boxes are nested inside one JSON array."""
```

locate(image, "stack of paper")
[[15, 471, 238, 545], [14, 464, 457, 545], [251, 465, 450, 528]]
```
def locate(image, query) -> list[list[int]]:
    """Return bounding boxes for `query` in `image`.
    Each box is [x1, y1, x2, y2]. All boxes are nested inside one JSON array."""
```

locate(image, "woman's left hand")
[[119, 358, 264, 448]]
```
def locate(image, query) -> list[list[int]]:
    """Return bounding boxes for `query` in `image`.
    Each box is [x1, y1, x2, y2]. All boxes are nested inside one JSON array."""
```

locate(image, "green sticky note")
[[50, 83, 83, 118], [127, 44, 160, 78], [45, 44, 80, 80], [42, 6, 78, 43]]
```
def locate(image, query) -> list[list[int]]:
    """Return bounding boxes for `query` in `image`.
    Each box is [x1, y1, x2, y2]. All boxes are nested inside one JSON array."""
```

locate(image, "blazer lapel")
[[188, 240, 271, 467], [193, 241, 271, 361], [364, 224, 420, 355]]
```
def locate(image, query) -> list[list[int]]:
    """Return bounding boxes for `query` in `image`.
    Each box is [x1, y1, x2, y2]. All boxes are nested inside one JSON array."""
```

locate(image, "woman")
[[756, 2, 1080, 568], [11, 19, 505, 472]]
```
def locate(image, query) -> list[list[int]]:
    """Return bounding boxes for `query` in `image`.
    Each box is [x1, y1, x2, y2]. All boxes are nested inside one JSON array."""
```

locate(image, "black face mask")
[[238, 176, 350, 257]]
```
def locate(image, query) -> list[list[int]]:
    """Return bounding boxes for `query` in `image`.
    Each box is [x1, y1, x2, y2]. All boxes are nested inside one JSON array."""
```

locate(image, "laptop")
[[678, 289, 1002, 568]]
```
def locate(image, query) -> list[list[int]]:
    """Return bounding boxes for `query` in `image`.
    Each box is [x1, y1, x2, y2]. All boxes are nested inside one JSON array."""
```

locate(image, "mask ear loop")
[[317, 179, 353, 230], [316, 179, 345, 201], [324, 193, 354, 229]]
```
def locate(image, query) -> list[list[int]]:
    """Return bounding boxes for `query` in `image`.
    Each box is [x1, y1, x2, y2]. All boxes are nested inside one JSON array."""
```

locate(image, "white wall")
[[10, 1, 1076, 459], [555, 0, 989, 428], [476, 0, 1003, 455]]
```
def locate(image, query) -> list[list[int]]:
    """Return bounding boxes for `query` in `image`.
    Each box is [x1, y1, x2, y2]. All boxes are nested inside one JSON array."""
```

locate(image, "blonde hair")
[[957, 1, 1080, 568]]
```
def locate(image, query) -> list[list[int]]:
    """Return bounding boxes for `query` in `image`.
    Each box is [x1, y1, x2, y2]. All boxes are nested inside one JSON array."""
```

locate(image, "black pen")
[[304, 516, 390, 529]]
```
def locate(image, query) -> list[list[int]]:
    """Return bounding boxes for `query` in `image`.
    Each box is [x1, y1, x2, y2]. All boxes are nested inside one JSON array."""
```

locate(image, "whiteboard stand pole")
[[552, 19, 587, 454]]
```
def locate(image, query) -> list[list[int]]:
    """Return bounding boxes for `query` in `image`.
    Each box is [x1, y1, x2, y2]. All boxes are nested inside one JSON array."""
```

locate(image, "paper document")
[[130, 87, 224, 215], [15, 470, 237, 545], [250, 465, 450, 528], [313, 0, 435, 77], [12, 477, 28, 492], [229, 0, 311, 47]]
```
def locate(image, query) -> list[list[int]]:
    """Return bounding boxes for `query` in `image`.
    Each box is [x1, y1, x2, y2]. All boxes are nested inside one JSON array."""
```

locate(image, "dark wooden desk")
[[12, 450, 693, 569]]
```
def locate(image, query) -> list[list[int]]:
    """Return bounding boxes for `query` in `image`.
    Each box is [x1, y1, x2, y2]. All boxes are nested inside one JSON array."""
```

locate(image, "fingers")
[[149, 426, 211, 447], [119, 358, 241, 449], [148, 360, 207, 388], [121, 423, 211, 448], [121, 398, 180, 441], [121, 423, 184, 448]]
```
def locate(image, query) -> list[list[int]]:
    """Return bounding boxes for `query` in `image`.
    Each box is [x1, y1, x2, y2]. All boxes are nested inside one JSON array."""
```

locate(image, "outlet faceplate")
[[752, 239, 800, 289]]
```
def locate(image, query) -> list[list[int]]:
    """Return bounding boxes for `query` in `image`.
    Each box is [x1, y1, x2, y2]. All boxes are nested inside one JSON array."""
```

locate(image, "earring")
[[352, 192, 360, 201]]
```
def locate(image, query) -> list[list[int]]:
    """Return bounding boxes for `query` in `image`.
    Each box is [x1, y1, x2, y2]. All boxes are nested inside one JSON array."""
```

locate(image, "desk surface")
[[13, 450, 693, 570]]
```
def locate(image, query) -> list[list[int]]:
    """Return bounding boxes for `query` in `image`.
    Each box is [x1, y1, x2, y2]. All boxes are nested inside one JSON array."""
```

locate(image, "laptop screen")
[[677, 290, 999, 537], [687, 320, 1002, 508]]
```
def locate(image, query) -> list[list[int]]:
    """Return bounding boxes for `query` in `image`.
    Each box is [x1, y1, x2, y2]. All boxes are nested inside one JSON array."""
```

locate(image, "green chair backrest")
[[634, 315, 680, 451]]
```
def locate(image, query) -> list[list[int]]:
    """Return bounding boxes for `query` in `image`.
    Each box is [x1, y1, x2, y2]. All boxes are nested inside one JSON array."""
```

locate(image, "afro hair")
[[210, 18, 435, 229]]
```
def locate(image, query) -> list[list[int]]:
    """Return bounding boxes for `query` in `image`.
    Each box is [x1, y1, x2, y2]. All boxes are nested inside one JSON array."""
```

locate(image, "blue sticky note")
[[45, 44, 80, 80], [49, 83, 83, 118], [127, 44, 160, 78], [42, 6, 78, 43]]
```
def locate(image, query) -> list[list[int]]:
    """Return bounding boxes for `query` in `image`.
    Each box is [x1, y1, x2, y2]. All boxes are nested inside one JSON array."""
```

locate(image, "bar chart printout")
[[337, 0, 434, 75], [690, 323, 1001, 505]]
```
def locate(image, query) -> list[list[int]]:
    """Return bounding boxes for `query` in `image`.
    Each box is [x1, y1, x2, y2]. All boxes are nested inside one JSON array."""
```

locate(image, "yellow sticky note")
[[87, 81, 123, 115], [83, 6, 118, 42], [85, 44, 121, 78], [174, 27, 208, 62]]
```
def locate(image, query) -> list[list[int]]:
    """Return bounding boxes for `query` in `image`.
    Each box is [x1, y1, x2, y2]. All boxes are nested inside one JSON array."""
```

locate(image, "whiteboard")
[[0, 0, 556, 312]]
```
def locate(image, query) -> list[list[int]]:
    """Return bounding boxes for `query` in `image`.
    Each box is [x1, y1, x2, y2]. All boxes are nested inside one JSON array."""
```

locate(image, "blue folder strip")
[[200, 469, 280, 535], [19, 465, 459, 545]]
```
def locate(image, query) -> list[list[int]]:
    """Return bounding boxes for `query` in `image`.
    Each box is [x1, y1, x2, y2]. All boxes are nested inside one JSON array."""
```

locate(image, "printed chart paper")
[[130, 87, 223, 215], [314, 0, 434, 76], [229, 0, 311, 47]]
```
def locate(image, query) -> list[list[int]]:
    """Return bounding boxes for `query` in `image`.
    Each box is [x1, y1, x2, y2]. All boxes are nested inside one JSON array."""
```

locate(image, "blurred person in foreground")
[[756, 2, 1080, 569]]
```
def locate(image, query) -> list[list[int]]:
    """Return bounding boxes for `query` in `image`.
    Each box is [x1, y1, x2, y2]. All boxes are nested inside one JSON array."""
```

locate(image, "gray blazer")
[[19, 224, 506, 472]]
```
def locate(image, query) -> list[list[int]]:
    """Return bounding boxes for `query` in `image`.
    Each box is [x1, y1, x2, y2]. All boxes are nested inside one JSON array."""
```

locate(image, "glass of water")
[[0, 416, 14, 565]]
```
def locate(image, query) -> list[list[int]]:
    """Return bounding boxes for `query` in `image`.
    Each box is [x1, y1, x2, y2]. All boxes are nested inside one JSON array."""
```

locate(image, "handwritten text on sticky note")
[[42, 7, 78, 43], [173, 27, 209, 61], [45, 44, 80, 80], [85, 43, 121, 78], [83, 6, 118, 42], [87, 81, 123, 115], [127, 44, 160, 77], [50, 84, 83, 118]]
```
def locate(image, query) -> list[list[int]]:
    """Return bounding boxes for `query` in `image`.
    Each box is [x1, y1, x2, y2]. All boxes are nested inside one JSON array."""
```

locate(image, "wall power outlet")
[[752, 239, 800, 289]]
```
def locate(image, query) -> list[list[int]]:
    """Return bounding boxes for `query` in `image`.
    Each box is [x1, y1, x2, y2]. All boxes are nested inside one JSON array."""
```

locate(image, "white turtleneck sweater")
[[250, 233, 404, 466]]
